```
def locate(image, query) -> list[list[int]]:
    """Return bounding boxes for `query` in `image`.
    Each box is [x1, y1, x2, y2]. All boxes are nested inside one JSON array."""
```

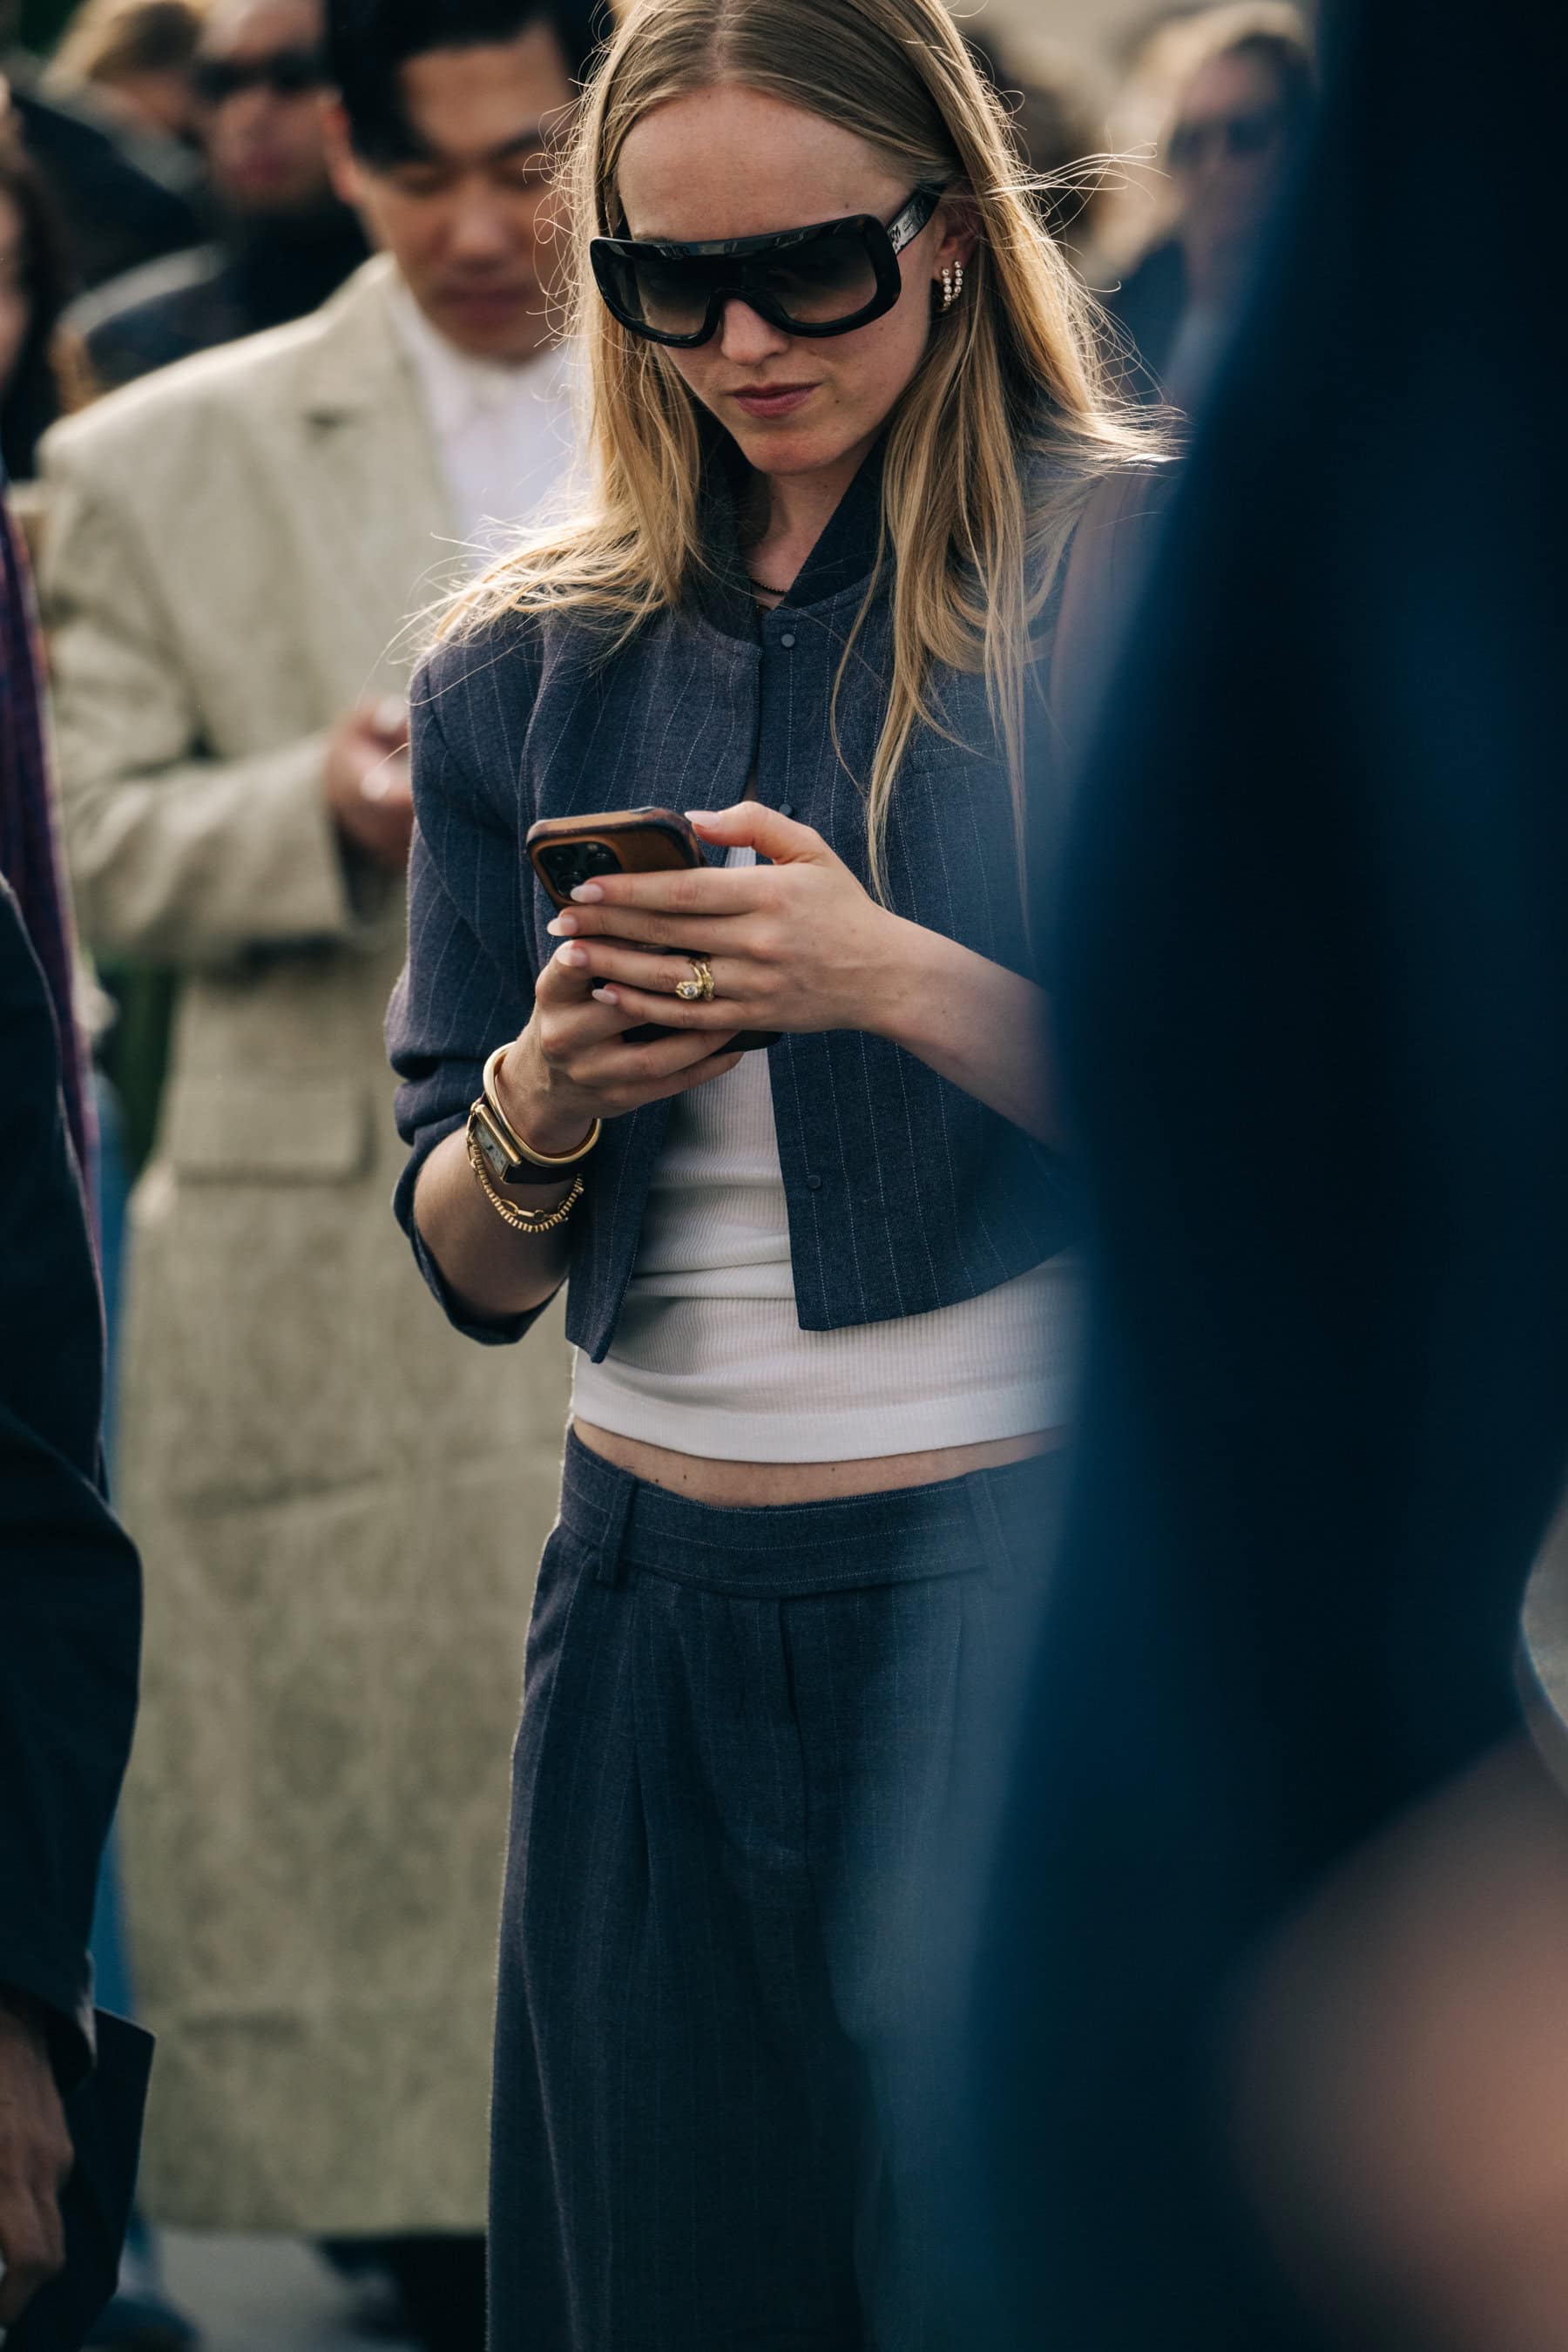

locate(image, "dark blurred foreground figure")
[[71, 0, 367, 390], [1111, 3, 1313, 407], [959, 0, 1568, 2346], [0, 503, 149, 2352], [0, 132, 74, 510]]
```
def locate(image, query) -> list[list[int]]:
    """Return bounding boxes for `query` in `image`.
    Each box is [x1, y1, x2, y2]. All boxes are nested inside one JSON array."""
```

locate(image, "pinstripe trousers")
[[489, 1431, 1065, 2352]]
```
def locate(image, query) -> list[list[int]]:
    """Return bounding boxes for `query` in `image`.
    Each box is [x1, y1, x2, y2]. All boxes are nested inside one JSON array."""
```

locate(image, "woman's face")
[[0, 192, 32, 398], [614, 84, 968, 486]]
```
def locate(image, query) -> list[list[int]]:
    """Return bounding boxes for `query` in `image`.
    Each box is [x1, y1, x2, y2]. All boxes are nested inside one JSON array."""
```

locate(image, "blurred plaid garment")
[[0, 490, 91, 1177]]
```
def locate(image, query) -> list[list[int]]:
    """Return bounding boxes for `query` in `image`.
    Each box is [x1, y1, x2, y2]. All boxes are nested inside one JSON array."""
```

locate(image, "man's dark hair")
[[327, 0, 605, 166]]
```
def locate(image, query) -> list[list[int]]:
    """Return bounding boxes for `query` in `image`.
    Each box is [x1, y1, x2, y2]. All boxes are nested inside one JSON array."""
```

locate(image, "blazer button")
[[806, 1173, 824, 1192], [781, 632, 796, 649], [779, 802, 795, 819]]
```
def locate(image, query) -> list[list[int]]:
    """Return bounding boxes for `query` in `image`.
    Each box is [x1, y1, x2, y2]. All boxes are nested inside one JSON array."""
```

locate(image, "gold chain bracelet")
[[468, 1127, 585, 1233]]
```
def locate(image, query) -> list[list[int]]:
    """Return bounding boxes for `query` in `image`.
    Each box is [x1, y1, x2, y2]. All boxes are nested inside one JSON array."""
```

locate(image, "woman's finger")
[[559, 861, 781, 919], [551, 904, 754, 953], [534, 939, 619, 1004], [684, 804, 829, 864], [589, 983, 748, 1036], [568, 1023, 740, 1088], [535, 946, 659, 1058], [556, 940, 750, 1004]]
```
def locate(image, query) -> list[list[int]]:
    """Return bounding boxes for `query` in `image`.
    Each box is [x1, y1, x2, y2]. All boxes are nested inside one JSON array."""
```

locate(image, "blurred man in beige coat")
[[39, 2, 599, 2340]]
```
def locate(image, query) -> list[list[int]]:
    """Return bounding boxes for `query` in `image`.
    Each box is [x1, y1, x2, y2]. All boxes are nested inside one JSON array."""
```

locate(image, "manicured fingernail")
[[570, 882, 605, 902], [685, 810, 714, 822], [546, 915, 577, 936], [592, 987, 618, 1005], [556, 943, 587, 968]]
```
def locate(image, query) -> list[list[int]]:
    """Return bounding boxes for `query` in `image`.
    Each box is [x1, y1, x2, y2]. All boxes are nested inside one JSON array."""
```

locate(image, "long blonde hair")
[[449, 0, 1156, 896]]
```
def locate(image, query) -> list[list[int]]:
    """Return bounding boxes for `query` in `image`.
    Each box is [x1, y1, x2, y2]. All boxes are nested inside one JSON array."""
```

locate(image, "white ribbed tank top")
[[571, 853, 1082, 1463]]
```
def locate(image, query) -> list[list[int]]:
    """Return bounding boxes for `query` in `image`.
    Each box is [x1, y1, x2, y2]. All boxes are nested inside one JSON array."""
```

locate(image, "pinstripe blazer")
[[389, 443, 1149, 1361]]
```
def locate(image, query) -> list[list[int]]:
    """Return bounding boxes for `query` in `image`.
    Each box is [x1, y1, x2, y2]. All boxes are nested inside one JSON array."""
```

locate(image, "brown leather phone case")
[[525, 808, 777, 1051], [526, 808, 700, 904]]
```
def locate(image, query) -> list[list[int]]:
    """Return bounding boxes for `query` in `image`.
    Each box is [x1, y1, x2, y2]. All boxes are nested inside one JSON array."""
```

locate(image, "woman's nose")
[[717, 298, 793, 363]]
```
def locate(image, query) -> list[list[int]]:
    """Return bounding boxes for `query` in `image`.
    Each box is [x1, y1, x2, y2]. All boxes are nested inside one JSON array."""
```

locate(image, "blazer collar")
[[692, 424, 887, 642], [296, 253, 427, 425], [291, 256, 457, 619]]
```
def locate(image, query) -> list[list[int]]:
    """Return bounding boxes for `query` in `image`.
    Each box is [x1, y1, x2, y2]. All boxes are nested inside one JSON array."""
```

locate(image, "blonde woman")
[[390, 0, 1163, 2340]]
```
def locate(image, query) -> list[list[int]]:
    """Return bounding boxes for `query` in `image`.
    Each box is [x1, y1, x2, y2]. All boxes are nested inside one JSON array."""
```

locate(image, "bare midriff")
[[571, 1421, 1066, 1508]]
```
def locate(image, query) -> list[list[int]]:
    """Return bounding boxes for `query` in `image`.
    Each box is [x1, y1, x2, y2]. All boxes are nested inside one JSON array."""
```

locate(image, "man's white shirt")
[[391, 279, 578, 565]]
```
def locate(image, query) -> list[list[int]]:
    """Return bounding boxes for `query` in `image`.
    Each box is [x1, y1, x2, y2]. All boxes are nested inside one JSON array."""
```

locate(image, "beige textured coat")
[[40, 258, 571, 2234]]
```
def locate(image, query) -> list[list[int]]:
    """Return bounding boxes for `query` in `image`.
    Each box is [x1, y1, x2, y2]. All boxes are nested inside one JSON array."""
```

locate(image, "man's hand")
[[0, 1992, 72, 2329], [324, 698, 413, 874]]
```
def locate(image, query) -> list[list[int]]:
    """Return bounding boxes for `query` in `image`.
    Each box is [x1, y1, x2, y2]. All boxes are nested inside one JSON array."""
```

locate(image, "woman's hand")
[[497, 910, 745, 1157], [537, 801, 1063, 1151], [544, 804, 918, 1046]]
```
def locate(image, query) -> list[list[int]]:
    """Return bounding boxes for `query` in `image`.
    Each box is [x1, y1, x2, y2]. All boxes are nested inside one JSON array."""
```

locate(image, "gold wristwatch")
[[468, 1046, 600, 1189]]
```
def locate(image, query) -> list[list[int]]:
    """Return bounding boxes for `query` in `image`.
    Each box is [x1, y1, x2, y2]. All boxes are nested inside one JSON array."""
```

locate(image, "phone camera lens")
[[541, 840, 622, 895]]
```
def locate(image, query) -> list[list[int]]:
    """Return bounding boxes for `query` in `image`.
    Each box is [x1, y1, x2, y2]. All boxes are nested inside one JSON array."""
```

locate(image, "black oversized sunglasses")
[[589, 184, 943, 348], [193, 45, 328, 105], [1167, 105, 1288, 169]]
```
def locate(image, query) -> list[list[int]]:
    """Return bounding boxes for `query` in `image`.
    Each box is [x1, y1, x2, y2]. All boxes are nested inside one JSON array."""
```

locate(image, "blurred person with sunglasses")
[[68, 0, 367, 390], [1110, 3, 1314, 409]]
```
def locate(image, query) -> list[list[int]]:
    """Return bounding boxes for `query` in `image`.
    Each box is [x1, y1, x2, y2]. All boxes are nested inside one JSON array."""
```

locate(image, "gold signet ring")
[[674, 956, 717, 1003]]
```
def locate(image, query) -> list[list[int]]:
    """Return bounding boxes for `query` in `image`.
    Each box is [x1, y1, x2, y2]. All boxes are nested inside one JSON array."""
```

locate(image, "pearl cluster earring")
[[940, 260, 965, 312]]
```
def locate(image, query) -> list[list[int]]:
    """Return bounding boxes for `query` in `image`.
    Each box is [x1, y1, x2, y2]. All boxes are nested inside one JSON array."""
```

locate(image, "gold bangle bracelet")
[[467, 1126, 585, 1233], [483, 1046, 601, 1170]]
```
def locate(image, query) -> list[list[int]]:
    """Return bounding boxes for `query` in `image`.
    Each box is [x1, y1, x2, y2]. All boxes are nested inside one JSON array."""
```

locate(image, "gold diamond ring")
[[674, 956, 717, 1003]]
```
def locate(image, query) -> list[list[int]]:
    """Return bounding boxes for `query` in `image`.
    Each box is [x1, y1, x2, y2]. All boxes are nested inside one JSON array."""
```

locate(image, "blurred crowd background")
[[3, 0, 1320, 483], [1, 2, 1325, 2348]]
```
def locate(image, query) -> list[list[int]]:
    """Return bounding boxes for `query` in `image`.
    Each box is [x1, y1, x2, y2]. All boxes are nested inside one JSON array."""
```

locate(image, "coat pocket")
[[161, 1074, 373, 1182]]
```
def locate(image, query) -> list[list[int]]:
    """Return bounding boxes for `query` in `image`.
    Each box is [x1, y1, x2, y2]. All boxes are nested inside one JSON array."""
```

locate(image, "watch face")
[[473, 1106, 519, 1186]]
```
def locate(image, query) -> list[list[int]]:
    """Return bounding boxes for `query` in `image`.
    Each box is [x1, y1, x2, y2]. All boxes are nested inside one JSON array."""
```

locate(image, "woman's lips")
[[730, 383, 818, 420]]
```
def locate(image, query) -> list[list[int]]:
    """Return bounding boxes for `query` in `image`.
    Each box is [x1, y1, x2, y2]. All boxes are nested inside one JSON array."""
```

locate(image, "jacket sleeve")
[[0, 883, 141, 2091], [389, 633, 554, 1345], [38, 435, 357, 966]]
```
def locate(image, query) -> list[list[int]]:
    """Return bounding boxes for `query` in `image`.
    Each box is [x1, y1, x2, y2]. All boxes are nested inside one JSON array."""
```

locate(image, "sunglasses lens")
[[625, 254, 721, 341], [757, 227, 881, 328], [1172, 108, 1285, 166], [194, 47, 321, 103], [269, 51, 324, 94]]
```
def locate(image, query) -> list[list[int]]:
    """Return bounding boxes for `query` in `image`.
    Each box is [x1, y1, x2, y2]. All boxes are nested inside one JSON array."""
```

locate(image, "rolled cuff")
[[392, 1111, 560, 1348]]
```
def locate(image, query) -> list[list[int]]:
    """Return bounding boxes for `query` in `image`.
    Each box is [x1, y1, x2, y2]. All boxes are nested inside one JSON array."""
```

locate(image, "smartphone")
[[526, 808, 777, 1051]]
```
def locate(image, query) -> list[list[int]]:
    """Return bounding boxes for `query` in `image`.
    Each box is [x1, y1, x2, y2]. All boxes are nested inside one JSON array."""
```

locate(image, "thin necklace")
[[749, 576, 791, 599]]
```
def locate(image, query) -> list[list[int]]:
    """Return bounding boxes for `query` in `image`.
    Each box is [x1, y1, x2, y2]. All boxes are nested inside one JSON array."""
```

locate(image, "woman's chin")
[[730, 420, 872, 483]]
